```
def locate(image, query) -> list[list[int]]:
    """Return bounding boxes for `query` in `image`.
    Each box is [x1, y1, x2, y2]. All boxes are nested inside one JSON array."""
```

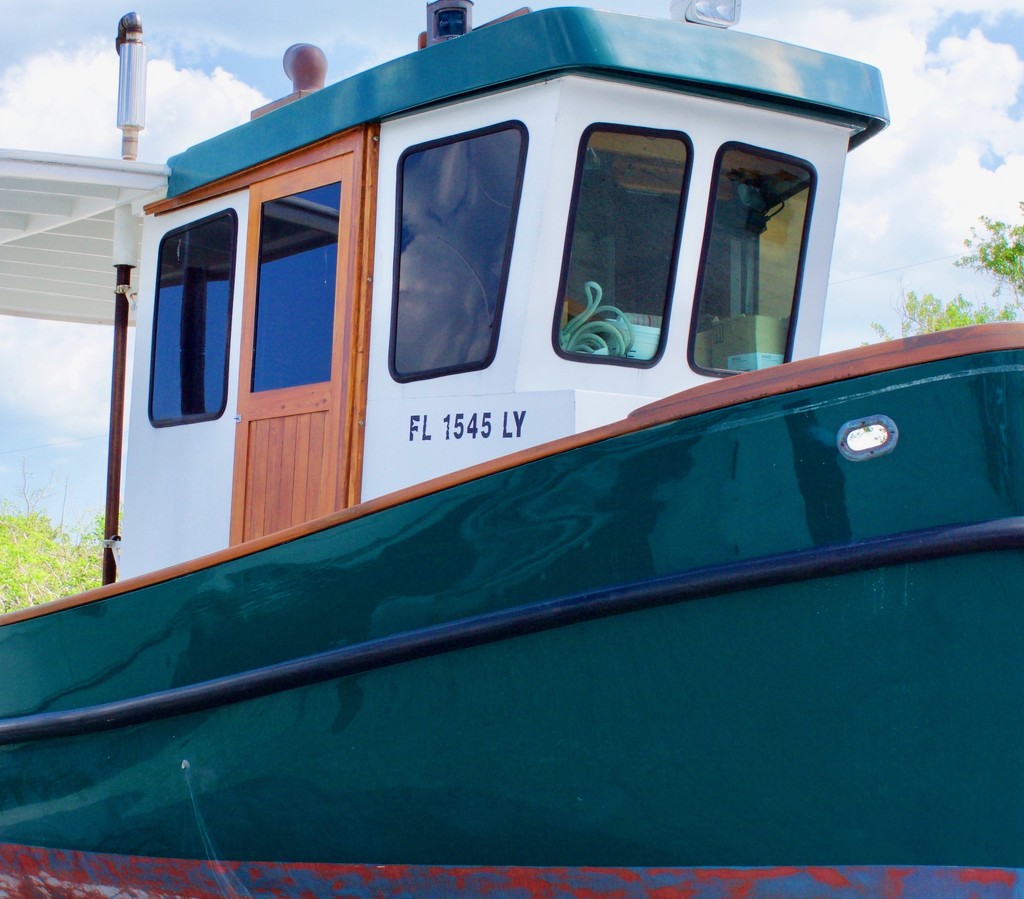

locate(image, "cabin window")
[[390, 121, 528, 382], [150, 210, 237, 426], [554, 125, 690, 365], [251, 182, 342, 392], [690, 144, 815, 374]]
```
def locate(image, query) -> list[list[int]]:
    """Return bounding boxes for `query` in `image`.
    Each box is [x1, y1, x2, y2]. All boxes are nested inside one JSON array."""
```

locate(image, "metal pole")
[[102, 265, 131, 585]]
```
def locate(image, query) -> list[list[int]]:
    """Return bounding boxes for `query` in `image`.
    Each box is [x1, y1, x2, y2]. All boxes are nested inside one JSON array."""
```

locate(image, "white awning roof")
[[0, 149, 168, 325]]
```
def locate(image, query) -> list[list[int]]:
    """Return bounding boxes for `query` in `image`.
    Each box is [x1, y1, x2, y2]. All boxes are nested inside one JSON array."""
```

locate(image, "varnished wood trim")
[[630, 323, 1024, 428], [341, 125, 379, 508], [5, 323, 1024, 627], [228, 161, 267, 544], [145, 131, 366, 217], [229, 130, 366, 544], [240, 382, 333, 419]]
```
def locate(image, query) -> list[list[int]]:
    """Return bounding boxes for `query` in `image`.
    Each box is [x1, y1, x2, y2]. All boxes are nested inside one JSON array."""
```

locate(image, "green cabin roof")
[[166, 6, 888, 198]]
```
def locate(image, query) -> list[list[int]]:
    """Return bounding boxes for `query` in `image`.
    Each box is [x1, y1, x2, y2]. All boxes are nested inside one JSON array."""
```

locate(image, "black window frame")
[[552, 123, 693, 369], [688, 141, 817, 378], [388, 120, 529, 383], [148, 209, 238, 428]]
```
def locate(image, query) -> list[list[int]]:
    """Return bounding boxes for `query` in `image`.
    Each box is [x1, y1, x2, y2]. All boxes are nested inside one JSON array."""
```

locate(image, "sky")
[[0, 0, 1022, 524]]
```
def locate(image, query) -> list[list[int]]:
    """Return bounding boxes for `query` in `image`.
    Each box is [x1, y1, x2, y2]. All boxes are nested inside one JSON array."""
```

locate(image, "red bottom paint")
[[1, 843, 1021, 898]]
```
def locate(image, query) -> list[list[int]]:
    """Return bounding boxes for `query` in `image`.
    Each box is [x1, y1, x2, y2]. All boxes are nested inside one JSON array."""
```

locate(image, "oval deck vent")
[[837, 415, 899, 461]]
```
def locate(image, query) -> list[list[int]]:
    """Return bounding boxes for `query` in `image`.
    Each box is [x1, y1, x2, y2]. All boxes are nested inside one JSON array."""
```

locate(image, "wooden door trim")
[[239, 382, 333, 419], [229, 127, 373, 545], [339, 124, 379, 508], [146, 130, 366, 217]]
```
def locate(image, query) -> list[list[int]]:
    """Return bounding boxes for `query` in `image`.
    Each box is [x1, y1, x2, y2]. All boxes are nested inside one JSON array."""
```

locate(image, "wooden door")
[[230, 131, 373, 544]]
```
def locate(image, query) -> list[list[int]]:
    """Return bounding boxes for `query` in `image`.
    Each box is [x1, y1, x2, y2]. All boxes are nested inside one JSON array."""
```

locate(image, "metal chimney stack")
[[116, 12, 147, 161]]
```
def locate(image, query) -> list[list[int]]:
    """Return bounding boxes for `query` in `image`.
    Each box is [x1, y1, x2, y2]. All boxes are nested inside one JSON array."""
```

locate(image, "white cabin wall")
[[362, 76, 857, 499], [516, 77, 708, 405], [117, 77, 858, 562], [790, 139, 848, 361], [362, 81, 575, 500], [517, 78, 855, 405], [119, 192, 248, 579]]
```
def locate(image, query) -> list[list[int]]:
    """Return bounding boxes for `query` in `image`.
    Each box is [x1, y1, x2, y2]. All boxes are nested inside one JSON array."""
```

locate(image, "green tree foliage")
[[959, 201, 1024, 310], [870, 289, 1016, 341], [872, 203, 1024, 340], [0, 468, 104, 614], [0, 503, 103, 614]]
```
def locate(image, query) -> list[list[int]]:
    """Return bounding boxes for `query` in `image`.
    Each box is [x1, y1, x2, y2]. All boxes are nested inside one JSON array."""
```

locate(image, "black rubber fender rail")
[[1, 516, 1023, 746]]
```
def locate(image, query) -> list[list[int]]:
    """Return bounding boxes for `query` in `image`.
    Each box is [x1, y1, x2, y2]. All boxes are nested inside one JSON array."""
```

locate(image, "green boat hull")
[[2, 343, 1024, 869]]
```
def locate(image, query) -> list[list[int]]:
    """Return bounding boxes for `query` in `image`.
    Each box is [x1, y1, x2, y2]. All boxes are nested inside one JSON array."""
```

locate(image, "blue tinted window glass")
[[252, 182, 341, 392], [391, 123, 527, 381], [150, 211, 237, 425]]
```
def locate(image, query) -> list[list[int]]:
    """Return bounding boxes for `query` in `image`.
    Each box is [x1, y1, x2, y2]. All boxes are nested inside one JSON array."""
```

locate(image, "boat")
[[2, 2, 1023, 895]]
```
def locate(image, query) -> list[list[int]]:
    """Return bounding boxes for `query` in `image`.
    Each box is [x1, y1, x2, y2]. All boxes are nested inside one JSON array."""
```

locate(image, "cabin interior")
[[0, 5, 888, 583]]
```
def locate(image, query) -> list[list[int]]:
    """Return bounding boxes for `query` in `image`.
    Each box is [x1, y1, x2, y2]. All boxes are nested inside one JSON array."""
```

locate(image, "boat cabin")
[[46, 6, 890, 578]]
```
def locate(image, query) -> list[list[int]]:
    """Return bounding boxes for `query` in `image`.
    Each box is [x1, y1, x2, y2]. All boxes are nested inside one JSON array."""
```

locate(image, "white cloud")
[[0, 41, 267, 162], [805, 10, 1024, 348], [141, 60, 268, 163], [0, 41, 121, 157], [0, 316, 130, 519], [0, 318, 112, 438], [1, 0, 1023, 511]]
